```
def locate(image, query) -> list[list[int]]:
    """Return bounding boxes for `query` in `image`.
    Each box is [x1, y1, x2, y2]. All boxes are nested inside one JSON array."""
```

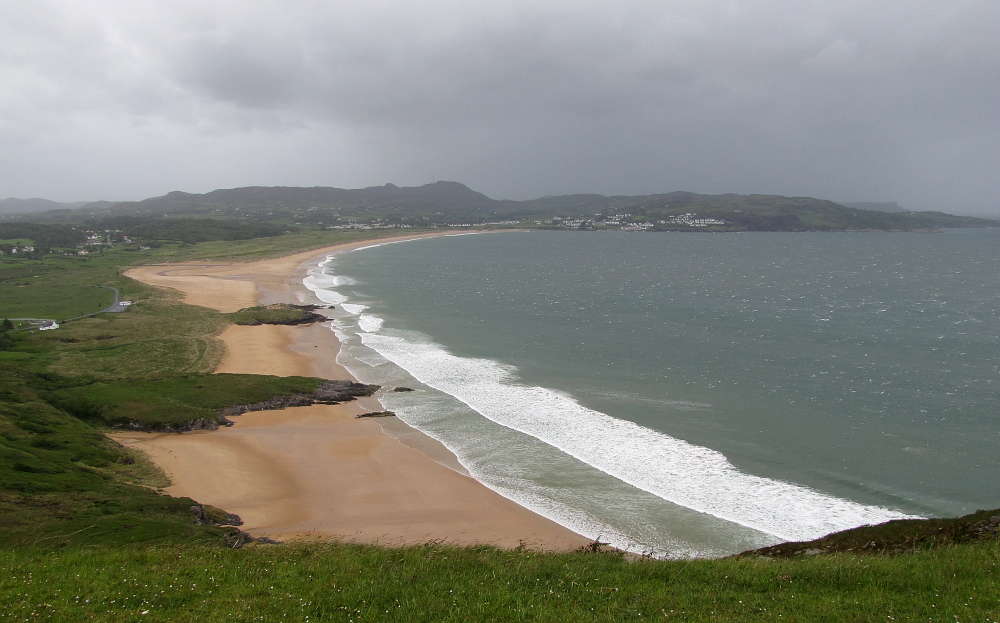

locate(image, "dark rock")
[[120, 381, 382, 434], [392, 387, 415, 392], [225, 529, 282, 548], [355, 410, 396, 418], [113, 417, 223, 433], [216, 380, 380, 417], [190, 505, 243, 526]]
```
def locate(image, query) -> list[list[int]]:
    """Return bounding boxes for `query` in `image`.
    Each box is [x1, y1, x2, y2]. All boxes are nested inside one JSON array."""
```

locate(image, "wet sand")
[[115, 233, 588, 549]]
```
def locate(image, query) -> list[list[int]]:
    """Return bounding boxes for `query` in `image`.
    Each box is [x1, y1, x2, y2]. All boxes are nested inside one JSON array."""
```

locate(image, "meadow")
[[1, 541, 997, 622]]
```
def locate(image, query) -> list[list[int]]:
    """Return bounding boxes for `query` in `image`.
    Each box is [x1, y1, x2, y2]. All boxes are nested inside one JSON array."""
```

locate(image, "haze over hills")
[[3, 182, 997, 233], [0, 197, 90, 214], [841, 202, 906, 213]]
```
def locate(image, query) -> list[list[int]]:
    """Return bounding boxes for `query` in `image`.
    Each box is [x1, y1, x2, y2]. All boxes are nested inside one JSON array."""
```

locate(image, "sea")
[[299, 229, 1000, 558]]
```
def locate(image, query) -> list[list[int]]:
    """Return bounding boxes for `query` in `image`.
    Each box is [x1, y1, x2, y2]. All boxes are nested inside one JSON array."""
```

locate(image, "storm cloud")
[[1, 0, 998, 214]]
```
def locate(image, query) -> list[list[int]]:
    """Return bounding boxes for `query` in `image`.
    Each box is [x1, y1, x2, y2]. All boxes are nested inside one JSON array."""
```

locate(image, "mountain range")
[[3, 182, 997, 232]]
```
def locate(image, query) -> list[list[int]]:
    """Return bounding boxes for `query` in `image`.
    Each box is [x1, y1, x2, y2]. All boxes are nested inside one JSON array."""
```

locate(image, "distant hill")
[[842, 202, 906, 213], [7, 183, 998, 232], [78, 182, 499, 217], [0, 198, 89, 214], [508, 191, 998, 231]]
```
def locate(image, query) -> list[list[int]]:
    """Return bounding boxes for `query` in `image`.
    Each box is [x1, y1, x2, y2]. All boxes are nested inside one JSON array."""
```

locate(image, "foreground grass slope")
[[2, 541, 998, 622]]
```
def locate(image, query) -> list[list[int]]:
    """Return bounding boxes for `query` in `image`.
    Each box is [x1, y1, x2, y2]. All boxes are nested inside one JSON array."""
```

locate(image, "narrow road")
[[61, 286, 129, 322], [7, 317, 59, 331]]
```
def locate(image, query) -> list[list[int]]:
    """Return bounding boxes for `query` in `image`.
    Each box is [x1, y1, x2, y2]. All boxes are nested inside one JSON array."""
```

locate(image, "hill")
[[7, 183, 998, 232], [78, 181, 498, 217], [841, 201, 906, 213]]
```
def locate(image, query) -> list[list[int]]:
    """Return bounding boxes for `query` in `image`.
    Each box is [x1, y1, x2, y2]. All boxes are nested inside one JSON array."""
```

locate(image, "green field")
[[1, 541, 997, 622], [0, 256, 117, 321], [1, 229, 998, 622]]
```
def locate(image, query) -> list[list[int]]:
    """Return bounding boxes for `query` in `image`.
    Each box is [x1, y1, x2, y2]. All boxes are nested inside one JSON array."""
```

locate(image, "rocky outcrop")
[[108, 380, 381, 433], [230, 303, 329, 326], [216, 380, 380, 418], [355, 410, 396, 419], [111, 417, 226, 433], [190, 505, 243, 526], [224, 530, 282, 548]]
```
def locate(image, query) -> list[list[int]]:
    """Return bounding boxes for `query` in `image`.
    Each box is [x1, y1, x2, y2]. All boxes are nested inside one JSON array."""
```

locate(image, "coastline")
[[115, 232, 589, 549]]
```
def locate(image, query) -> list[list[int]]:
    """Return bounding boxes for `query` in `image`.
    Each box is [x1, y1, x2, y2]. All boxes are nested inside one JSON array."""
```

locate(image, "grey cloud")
[[1, 0, 999, 214]]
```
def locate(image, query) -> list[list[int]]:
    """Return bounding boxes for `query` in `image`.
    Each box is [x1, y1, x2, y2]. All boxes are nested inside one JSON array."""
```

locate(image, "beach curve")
[[114, 232, 589, 549]]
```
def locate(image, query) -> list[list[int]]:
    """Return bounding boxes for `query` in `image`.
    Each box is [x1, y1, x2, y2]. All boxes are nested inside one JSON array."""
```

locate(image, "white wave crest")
[[359, 333, 917, 542], [358, 314, 384, 333], [303, 267, 348, 305], [340, 303, 369, 315]]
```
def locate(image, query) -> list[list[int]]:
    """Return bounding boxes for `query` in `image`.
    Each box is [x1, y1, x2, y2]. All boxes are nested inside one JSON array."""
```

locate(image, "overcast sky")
[[1, 1, 998, 215]]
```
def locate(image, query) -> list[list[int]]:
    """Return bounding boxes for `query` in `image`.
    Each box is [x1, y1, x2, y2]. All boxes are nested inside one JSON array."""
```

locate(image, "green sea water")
[[302, 229, 1000, 557]]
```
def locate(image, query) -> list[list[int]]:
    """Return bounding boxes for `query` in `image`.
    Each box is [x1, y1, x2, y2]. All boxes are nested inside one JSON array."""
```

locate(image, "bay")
[[302, 229, 1000, 557]]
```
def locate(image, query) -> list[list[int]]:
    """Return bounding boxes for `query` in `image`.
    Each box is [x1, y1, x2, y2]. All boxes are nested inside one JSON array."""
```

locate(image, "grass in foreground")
[[1, 540, 998, 622]]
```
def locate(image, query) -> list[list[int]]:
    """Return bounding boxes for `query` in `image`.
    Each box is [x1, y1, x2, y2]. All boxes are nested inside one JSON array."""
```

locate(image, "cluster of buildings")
[[546, 213, 656, 230], [327, 223, 415, 230], [659, 213, 727, 227], [1, 244, 35, 255]]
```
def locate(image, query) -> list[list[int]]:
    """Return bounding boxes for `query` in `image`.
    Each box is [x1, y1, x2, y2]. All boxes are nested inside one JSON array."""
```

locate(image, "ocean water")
[[300, 230, 1000, 558]]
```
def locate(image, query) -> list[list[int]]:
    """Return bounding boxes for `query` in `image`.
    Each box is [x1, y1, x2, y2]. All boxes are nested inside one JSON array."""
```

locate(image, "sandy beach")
[[116, 233, 588, 549]]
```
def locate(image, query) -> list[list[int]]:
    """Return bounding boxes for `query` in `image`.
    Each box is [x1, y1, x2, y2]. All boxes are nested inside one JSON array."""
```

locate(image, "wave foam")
[[359, 333, 917, 542], [340, 303, 369, 315], [303, 261, 348, 305], [358, 314, 384, 333]]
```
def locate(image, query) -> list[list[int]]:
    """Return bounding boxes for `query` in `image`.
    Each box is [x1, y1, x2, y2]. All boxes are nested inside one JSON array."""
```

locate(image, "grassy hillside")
[[1, 541, 997, 621], [0, 362, 243, 549], [0, 230, 380, 550]]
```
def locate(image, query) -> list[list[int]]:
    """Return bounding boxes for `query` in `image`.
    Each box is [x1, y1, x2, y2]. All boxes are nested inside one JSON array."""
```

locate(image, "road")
[[6, 286, 129, 330], [62, 286, 130, 321]]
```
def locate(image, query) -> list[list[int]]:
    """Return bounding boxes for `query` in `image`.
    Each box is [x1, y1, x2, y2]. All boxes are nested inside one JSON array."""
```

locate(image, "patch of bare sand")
[[114, 402, 584, 548], [123, 231, 472, 312]]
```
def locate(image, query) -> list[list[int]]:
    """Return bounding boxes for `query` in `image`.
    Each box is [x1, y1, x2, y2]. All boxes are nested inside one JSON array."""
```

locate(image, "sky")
[[1, 1, 999, 215]]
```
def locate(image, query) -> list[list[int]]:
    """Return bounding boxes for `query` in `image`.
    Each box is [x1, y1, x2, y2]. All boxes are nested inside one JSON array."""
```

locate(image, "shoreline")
[[116, 232, 589, 550]]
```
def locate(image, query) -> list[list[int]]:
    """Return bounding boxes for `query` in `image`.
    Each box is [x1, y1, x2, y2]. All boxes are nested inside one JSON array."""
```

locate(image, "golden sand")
[[114, 234, 588, 549]]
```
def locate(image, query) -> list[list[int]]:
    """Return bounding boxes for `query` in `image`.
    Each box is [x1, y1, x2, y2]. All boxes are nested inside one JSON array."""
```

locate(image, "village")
[[0, 229, 151, 258], [543, 211, 728, 230]]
